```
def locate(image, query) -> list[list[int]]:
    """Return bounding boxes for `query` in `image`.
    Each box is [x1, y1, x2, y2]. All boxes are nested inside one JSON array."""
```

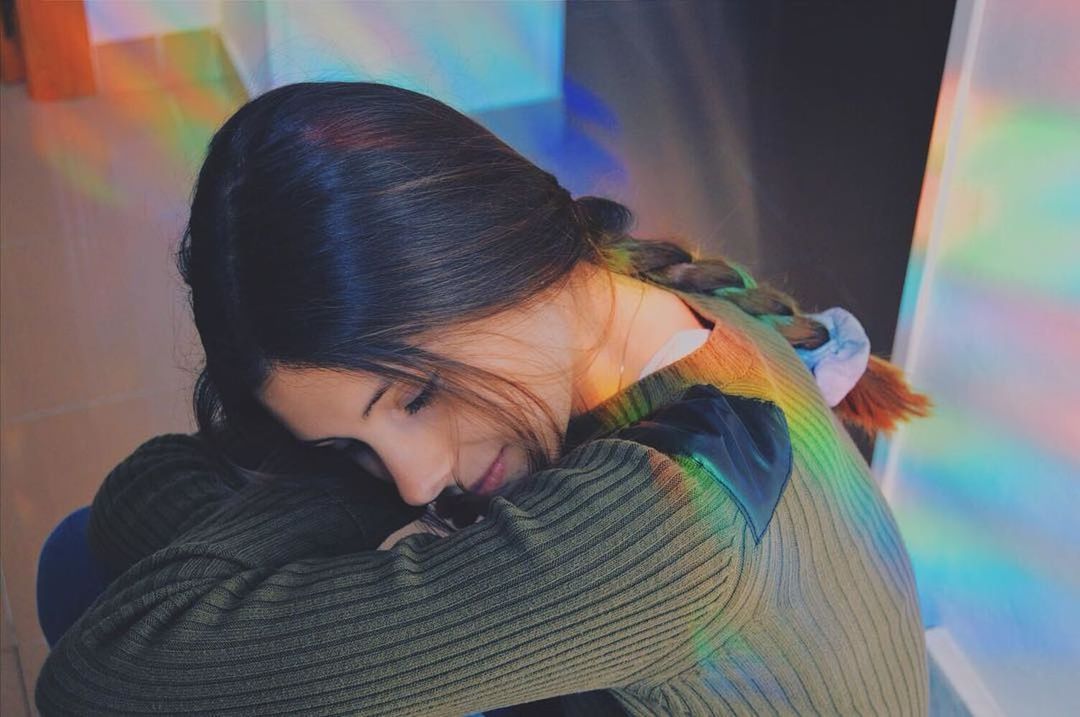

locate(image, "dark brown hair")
[[176, 81, 929, 486]]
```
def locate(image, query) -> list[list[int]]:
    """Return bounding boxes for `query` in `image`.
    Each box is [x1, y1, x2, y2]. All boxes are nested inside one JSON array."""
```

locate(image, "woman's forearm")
[[37, 435, 744, 716]]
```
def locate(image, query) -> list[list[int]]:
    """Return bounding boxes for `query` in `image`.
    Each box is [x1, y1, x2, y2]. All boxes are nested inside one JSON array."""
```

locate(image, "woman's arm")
[[36, 434, 749, 717], [85, 433, 423, 575], [86, 433, 247, 575]]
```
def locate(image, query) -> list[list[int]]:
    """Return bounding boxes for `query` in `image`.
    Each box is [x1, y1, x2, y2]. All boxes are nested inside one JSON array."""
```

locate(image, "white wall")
[[220, 0, 564, 113], [873, 0, 1080, 714], [219, 0, 270, 96]]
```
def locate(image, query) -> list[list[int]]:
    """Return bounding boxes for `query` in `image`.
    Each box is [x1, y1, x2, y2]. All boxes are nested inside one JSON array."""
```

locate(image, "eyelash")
[[311, 375, 438, 452], [404, 375, 439, 415]]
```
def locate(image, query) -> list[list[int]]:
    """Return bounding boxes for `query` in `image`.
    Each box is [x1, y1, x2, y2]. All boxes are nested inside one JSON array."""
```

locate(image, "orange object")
[[834, 354, 934, 436], [12, 0, 94, 100]]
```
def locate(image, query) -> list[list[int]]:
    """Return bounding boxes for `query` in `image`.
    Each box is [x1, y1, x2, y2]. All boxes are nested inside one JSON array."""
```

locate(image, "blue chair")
[[36, 505, 120, 649]]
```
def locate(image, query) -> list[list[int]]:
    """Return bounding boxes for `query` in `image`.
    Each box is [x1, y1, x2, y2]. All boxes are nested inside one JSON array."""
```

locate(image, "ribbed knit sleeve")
[[35, 435, 746, 716], [84, 433, 423, 575], [86, 434, 248, 575]]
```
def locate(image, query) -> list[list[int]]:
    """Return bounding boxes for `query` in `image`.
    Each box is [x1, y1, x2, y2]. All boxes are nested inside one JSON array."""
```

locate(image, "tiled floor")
[[0, 71, 245, 715]]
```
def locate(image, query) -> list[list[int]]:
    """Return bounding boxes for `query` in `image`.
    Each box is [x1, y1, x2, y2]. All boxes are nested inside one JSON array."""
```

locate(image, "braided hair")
[[571, 195, 932, 436]]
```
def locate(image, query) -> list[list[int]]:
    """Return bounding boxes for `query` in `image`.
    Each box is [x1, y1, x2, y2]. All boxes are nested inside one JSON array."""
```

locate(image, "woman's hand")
[[377, 503, 484, 549]]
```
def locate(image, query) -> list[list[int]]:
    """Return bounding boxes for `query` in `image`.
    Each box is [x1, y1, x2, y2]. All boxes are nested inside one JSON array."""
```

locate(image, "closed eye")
[[404, 374, 439, 415], [302, 373, 437, 463]]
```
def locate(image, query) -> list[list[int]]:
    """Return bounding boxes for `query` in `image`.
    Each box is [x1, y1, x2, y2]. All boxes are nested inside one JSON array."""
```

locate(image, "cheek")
[[450, 404, 508, 445], [504, 443, 532, 484], [530, 383, 573, 459], [494, 388, 569, 465]]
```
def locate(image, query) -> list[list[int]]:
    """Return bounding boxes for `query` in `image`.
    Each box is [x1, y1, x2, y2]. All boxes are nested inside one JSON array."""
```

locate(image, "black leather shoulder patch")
[[613, 384, 793, 543]]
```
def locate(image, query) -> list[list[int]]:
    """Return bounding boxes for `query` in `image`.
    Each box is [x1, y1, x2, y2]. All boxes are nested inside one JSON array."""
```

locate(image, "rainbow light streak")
[[875, 0, 1080, 712], [261, 1, 563, 115], [28, 12, 244, 211], [474, 75, 630, 206], [29, 83, 240, 210]]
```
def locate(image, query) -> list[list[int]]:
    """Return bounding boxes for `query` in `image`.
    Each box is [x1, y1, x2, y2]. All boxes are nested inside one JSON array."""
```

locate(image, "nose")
[[374, 443, 453, 507]]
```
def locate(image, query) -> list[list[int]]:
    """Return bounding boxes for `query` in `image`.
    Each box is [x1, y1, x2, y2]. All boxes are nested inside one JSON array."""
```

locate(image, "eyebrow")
[[298, 378, 392, 445]]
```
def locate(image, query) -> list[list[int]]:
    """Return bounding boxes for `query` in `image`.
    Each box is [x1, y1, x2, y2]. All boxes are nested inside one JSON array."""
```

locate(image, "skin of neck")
[[563, 266, 704, 415]]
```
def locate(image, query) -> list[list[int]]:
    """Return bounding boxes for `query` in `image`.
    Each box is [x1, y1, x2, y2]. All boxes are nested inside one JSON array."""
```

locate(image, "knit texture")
[[35, 289, 928, 716]]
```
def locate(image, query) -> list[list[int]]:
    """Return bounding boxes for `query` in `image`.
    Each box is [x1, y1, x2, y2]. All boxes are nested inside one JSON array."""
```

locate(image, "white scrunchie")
[[794, 307, 871, 407]]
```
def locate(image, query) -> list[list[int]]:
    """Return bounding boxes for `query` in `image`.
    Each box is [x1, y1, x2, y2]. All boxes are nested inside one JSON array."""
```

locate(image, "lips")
[[472, 445, 507, 496]]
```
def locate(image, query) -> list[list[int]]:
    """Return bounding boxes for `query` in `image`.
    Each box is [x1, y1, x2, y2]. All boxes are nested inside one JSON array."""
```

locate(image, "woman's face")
[[258, 296, 583, 507]]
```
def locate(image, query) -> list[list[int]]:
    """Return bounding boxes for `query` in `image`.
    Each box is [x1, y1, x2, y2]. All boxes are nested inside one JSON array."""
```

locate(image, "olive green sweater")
[[34, 291, 928, 716]]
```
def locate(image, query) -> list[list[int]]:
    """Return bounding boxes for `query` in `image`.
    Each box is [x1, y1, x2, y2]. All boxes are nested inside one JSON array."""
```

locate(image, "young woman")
[[36, 81, 932, 716]]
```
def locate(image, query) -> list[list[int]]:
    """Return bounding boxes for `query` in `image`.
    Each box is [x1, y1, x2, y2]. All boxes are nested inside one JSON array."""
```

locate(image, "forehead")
[[264, 366, 379, 397]]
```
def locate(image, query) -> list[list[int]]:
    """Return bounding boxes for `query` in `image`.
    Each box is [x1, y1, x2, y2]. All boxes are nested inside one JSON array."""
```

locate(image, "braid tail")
[[834, 355, 932, 436]]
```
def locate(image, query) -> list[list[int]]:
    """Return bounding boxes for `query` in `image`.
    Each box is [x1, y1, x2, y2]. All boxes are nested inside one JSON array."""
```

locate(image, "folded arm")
[[85, 433, 423, 574], [36, 433, 745, 716]]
